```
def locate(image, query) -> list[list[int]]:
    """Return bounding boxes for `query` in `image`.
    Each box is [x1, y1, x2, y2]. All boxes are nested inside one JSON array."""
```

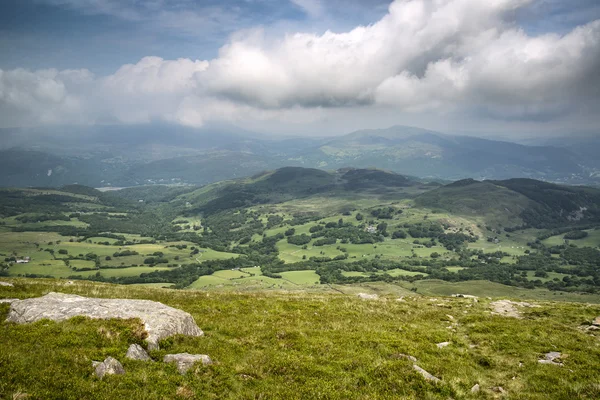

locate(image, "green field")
[[542, 229, 600, 248], [280, 270, 321, 285]]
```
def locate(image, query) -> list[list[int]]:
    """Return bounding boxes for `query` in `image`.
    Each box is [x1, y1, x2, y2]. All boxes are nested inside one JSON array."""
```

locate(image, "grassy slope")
[[414, 180, 532, 228], [2, 279, 600, 399]]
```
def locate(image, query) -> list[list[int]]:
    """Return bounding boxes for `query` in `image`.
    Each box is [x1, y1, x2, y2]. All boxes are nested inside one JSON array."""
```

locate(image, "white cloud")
[[1, 0, 600, 131]]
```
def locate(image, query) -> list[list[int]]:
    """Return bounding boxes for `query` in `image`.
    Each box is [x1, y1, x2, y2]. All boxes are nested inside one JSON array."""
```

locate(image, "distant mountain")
[[0, 124, 598, 187], [297, 126, 588, 183], [416, 178, 600, 229]]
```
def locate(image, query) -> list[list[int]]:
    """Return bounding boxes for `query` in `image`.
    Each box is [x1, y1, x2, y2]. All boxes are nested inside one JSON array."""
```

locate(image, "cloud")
[[1, 0, 600, 131]]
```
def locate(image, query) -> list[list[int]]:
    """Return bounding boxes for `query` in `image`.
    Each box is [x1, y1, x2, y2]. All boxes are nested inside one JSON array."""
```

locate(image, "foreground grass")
[[2, 278, 600, 399]]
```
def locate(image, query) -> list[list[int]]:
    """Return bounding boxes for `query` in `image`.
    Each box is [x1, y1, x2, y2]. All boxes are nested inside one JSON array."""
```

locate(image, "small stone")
[[538, 352, 563, 366], [592, 317, 600, 326], [491, 386, 505, 394], [357, 293, 379, 300], [437, 341, 451, 349], [91, 361, 101, 367], [126, 344, 151, 361], [396, 297, 405, 302], [95, 357, 125, 379], [0, 282, 14, 287], [585, 325, 600, 331], [446, 314, 454, 320], [471, 384, 480, 393], [164, 353, 213, 374], [391, 353, 417, 362], [413, 364, 440, 383]]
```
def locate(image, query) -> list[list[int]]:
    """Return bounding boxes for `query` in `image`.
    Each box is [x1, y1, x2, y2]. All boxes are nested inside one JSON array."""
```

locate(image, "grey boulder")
[[0, 282, 14, 287], [164, 353, 213, 374], [6, 292, 203, 350], [95, 357, 125, 379], [126, 344, 152, 361]]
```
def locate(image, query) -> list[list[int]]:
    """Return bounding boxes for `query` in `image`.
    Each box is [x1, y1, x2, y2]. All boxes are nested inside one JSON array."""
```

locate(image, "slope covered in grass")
[[2, 279, 600, 399]]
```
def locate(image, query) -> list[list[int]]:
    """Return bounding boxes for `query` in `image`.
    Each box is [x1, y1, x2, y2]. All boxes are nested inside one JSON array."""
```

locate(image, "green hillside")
[[2, 279, 600, 399], [414, 179, 532, 227], [417, 178, 600, 229]]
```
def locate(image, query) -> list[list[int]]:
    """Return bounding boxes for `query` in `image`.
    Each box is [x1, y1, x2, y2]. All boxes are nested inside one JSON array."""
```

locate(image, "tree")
[[285, 228, 296, 236]]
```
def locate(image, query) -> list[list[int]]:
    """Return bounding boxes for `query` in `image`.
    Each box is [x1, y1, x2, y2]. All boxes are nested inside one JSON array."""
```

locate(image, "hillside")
[[414, 179, 533, 228], [181, 167, 420, 215], [2, 278, 600, 399], [416, 178, 600, 229]]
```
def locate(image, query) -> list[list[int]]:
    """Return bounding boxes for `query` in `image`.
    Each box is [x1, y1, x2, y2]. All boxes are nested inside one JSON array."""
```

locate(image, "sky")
[[0, 0, 599, 138]]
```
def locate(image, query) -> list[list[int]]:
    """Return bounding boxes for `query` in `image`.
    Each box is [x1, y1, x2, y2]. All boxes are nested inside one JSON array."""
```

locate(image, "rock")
[[92, 361, 101, 367], [413, 364, 440, 383], [6, 292, 204, 350], [391, 353, 417, 362], [0, 282, 14, 287], [538, 351, 564, 366], [592, 316, 600, 326], [396, 297, 405, 302], [0, 299, 18, 304], [451, 294, 478, 300], [446, 314, 454, 320], [471, 384, 480, 393], [95, 357, 125, 379], [491, 386, 505, 394], [490, 300, 539, 318], [357, 293, 379, 300], [126, 344, 151, 361], [436, 341, 451, 349], [164, 353, 213, 374]]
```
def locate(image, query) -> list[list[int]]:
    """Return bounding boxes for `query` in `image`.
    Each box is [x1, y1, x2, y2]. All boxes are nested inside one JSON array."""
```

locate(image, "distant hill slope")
[[304, 126, 585, 183], [416, 178, 600, 228]]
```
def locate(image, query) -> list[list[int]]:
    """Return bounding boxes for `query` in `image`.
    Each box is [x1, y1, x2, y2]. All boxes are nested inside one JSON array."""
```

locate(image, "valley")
[[1, 167, 598, 302]]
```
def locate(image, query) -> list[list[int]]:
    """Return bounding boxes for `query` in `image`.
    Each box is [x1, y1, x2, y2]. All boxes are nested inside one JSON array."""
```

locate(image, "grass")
[[542, 229, 600, 248], [279, 270, 321, 285], [399, 279, 600, 303], [2, 278, 600, 399]]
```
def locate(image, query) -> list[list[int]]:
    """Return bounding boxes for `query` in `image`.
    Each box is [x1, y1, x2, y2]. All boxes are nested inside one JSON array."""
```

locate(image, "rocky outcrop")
[[6, 292, 204, 349], [490, 300, 539, 318], [164, 353, 213, 374], [95, 357, 125, 379], [0, 282, 14, 287], [0, 299, 18, 304], [126, 344, 152, 361]]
